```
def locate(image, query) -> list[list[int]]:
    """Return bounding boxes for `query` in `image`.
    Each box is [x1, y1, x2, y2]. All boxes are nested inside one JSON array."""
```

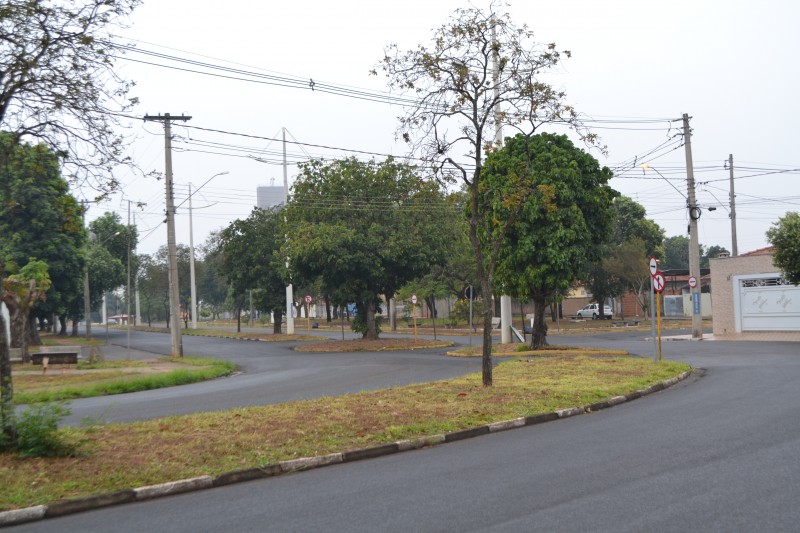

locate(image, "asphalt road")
[[10, 328, 800, 532], [59, 327, 478, 425]]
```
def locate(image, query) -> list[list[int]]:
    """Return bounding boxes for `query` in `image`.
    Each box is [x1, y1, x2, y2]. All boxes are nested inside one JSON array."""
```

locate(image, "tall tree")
[[767, 212, 800, 285], [586, 196, 665, 316], [0, 0, 142, 197], [214, 208, 287, 333], [376, 5, 592, 384], [0, 133, 85, 340], [284, 157, 452, 339], [486, 133, 616, 349], [661, 235, 692, 270], [701, 244, 730, 268]]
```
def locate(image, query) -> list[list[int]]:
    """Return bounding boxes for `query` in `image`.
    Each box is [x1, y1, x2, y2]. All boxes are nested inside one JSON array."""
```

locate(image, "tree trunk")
[[324, 294, 332, 323], [28, 315, 42, 346], [70, 317, 79, 337], [530, 296, 550, 350], [58, 314, 67, 335], [272, 308, 283, 334], [480, 278, 494, 386], [363, 300, 379, 340]]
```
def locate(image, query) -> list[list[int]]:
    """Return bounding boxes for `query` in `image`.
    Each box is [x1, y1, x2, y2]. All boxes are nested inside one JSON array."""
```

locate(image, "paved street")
[[10, 327, 800, 531]]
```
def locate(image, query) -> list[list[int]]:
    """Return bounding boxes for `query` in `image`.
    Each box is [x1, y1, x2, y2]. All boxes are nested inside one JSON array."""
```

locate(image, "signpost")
[[304, 295, 312, 330], [653, 272, 665, 361]]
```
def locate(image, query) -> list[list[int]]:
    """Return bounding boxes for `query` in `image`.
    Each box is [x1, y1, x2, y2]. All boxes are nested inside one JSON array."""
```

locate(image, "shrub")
[[13, 403, 77, 458]]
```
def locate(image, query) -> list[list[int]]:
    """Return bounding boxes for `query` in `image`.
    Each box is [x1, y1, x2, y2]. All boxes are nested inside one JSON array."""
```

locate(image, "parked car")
[[576, 303, 613, 319]]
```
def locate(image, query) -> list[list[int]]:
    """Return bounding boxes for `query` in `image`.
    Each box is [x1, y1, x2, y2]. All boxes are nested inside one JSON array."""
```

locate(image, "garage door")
[[734, 273, 800, 332]]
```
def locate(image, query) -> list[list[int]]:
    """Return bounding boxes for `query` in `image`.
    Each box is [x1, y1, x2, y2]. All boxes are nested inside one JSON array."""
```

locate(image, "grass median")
[[0, 354, 690, 511], [12, 357, 237, 404]]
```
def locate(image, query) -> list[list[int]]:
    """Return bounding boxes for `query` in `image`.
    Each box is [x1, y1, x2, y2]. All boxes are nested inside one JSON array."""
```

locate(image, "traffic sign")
[[411, 294, 418, 305], [649, 256, 659, 277], [304, 295, 312, 304], [688, 276, 698, 289], [653, 272, 666, 293]]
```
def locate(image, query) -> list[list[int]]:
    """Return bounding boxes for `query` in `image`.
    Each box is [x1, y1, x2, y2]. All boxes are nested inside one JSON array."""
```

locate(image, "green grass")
[[13, 358, 236, 404], [0, 355, 691, 510]]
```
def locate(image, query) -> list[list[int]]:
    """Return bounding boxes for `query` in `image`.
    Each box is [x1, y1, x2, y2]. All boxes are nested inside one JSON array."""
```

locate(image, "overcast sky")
[[84, 0, 800, 258]]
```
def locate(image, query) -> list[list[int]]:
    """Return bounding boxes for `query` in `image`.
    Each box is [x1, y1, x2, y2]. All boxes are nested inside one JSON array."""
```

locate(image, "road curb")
[[0, 369, 692, 527]]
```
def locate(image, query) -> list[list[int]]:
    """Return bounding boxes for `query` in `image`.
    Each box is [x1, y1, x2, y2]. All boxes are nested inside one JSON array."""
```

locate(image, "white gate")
[[733, 273, 800, 332]]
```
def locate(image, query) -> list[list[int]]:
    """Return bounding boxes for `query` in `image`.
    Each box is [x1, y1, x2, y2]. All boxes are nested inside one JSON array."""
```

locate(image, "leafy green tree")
[[284, 157, 452, 339], [605, 238, 652, 318], [0, 0, 142, 197], [661, 235, 692, 270], [486, 133, 616, 348], [376, 5, 591, 384], [701, 244, 730, 268], [137, 252, 169, 326], [198, 233, 229, 321], [586, 196, 665, 316], [0, 133, 85, 341], [767, 212, 800, 285], [214, 208, 287, 333]]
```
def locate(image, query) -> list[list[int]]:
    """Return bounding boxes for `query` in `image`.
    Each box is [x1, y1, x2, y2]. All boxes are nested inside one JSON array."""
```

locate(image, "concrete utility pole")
[[283, 128, 295, 335], [491, 17, 513, 345], [143, 113, 191, 356], [683, 113, 703, 340], [728, 154, 738, 257]]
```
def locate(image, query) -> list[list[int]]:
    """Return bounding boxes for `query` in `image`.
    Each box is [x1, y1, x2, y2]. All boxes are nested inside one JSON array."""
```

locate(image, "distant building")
[[257, 186, 284, 210]]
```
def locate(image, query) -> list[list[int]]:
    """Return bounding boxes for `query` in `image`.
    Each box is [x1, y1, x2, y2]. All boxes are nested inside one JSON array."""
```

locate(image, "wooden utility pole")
[[683, 113, 703, 340], [143, 113, 191, 356]]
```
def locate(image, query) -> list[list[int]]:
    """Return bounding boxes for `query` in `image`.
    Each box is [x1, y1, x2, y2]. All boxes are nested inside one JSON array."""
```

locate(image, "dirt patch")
[[294, 338, 453, 353]]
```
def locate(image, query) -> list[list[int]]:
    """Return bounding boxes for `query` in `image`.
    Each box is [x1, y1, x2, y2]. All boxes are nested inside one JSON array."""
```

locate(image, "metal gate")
[[733, 273, 800, 332]]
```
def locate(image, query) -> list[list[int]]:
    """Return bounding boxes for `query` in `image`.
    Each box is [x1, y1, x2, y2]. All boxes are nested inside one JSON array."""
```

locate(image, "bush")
[[13, 402, 77, 458]]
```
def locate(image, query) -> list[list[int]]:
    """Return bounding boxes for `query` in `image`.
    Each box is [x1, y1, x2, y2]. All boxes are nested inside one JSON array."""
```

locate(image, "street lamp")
[[83, 230, 120, 360], [179, 171, 228, 329]]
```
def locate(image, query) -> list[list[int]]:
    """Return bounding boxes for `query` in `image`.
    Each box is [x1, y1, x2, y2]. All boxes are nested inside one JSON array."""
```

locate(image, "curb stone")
[[0, 369, 692, 527]]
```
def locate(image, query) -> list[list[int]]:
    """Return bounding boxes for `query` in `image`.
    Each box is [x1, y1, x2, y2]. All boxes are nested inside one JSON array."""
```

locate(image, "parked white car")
[[576, 303, 613, 319]]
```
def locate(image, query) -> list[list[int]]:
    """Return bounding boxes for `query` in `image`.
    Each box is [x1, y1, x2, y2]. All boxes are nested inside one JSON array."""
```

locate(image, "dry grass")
[[0, 355, 690, 510]]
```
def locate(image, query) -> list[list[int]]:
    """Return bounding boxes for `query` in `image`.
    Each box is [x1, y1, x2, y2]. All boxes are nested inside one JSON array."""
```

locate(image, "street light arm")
[[641, 164, 688, 201], [175, 171, 229, 210]]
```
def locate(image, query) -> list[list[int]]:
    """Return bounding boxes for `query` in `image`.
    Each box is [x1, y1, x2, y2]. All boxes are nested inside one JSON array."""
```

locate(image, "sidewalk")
[[665, 331, 800, 342]]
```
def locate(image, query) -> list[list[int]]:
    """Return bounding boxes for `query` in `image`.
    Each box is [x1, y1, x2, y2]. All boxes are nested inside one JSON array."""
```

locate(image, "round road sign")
[[411, 294, 418, 304], [653, 272, 666, 293], [688, 276, 698, 289], [304, 295, 312, 304], [649, 256, 659, 277]]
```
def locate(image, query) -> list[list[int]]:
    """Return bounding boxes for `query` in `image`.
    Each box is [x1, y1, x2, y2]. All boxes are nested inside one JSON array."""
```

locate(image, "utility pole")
[[728, 154, 738, 257], [126, 200, 132, 356], [283, 128, 295, 335], [143, 113, 191, 356], [188, 182, 198, 329], [683, 113, 703, 340], [81, 201, 92, 343], [492, 17, 512, 345]]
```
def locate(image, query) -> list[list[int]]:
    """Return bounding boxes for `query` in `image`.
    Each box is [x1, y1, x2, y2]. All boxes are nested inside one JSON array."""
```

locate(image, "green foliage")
[[12, 402, 76, 458], [213, 207, 287, 328], [0, 134, 84, 332], [485, 133, 617, 347], [284, 157, 453, 339], [0, 0, 143, 197], [767, 211, 800, 284], [661, 235, 691, 270]]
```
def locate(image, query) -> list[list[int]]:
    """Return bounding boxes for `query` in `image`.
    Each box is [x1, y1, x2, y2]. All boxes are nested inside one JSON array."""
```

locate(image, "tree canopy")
[[213, 207, 287, 333], [486, 133, 617, 348], [767, 211, 800, 285], [0, 133, 85, 337], [376, 4, 589, 384], [283, 157, 453, 339], [0, 0, 141, 197]]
